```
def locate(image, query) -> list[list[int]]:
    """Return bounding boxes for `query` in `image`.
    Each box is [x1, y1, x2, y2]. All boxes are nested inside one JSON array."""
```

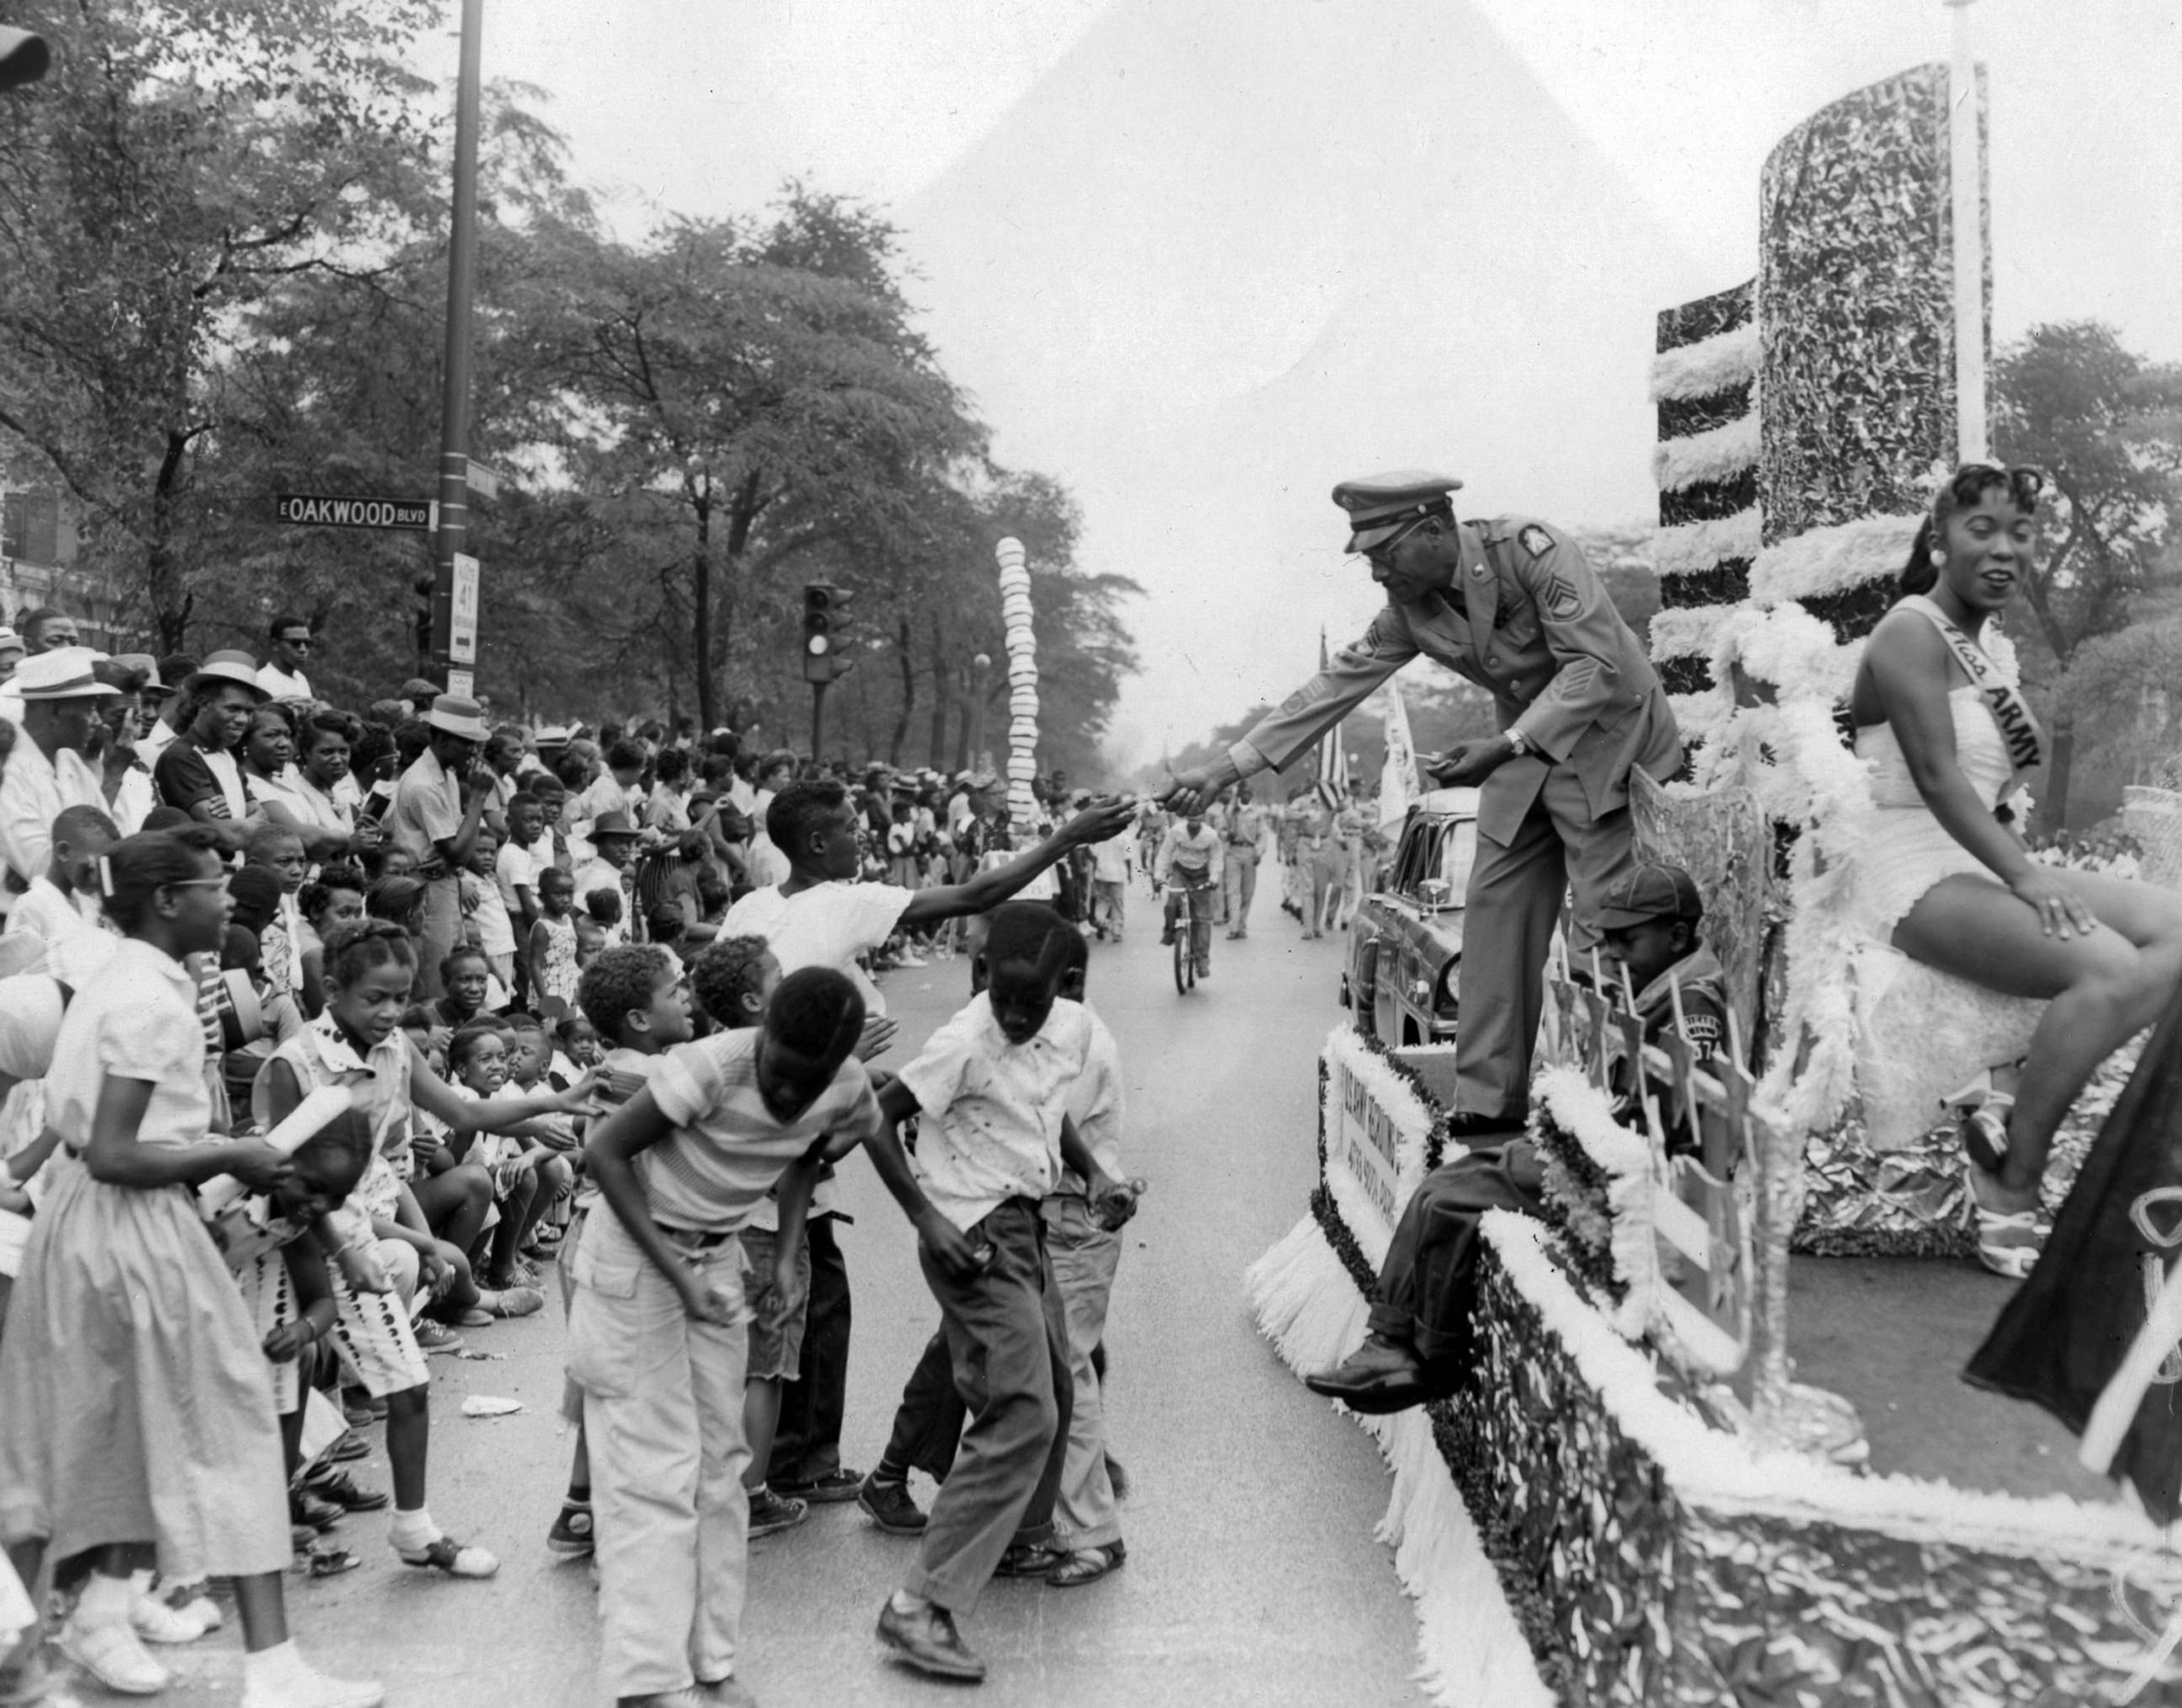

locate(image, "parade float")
[[1248, 38, 2182, 1708]]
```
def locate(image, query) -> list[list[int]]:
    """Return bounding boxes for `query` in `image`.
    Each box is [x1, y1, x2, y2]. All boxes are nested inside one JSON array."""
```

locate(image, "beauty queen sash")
[[1903, 594, 2044, 791]]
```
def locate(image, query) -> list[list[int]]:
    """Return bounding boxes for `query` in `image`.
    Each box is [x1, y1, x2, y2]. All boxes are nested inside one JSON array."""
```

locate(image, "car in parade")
[[1340, 786, 1480, 1046]]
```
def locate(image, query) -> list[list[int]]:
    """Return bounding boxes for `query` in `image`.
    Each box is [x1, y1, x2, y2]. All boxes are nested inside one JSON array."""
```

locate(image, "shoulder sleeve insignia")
[[1543, 572, 1583, 621], [1518, 524, 1555, 559]]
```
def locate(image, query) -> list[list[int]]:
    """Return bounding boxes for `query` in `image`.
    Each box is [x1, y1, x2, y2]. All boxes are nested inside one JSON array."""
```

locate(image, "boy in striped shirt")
[[572, 966, 883, 1708]]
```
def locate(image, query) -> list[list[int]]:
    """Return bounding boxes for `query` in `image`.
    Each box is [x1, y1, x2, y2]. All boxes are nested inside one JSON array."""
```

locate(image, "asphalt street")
[[139, 876, 1431, 1708]]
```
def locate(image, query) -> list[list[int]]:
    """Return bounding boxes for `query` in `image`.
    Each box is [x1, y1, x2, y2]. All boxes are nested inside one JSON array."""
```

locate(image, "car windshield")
[[1435, 820, 1477, 906]]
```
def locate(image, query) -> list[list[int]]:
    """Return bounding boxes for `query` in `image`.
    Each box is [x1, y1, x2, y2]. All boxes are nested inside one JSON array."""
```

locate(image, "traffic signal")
[[413, 574, 435, 672], [0, 28, 49, 92], [801, 583, 855, 683]]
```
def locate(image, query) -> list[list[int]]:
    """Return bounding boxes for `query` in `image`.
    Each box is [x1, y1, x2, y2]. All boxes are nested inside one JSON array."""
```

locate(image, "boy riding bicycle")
[[1155, 811, 1223, 979]]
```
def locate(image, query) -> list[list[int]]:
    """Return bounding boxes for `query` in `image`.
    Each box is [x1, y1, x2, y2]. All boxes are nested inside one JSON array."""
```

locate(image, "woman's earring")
[[1929, 550, 1945, 567]]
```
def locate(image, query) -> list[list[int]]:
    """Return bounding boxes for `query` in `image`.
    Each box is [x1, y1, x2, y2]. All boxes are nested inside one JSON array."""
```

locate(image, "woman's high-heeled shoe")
[[1942, 1065, 2021, 1177], [1963, 1157, 2046, 1280]]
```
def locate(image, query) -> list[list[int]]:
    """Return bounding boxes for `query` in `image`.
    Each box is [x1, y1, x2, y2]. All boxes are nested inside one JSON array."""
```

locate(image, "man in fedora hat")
[[152, 650, 268, 849], [390, 692, 495, 996], [0, 646, 118, 919], [1163, 472, 1681, 1128], [571, 808, 645, 949]]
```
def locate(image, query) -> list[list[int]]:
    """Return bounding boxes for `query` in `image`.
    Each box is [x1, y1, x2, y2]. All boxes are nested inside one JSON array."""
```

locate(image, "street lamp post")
[[967, 652, 992, 774], [430, 0, 484, 692]]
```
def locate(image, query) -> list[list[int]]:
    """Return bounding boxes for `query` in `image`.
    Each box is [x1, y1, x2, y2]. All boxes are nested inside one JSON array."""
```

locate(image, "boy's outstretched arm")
[[899, 797, 1136, 928]]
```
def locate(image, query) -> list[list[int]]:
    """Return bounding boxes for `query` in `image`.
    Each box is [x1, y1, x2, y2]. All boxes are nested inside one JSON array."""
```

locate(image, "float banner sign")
[[1328, 1050, 1404, 1243], [275, 494, 435, 532]]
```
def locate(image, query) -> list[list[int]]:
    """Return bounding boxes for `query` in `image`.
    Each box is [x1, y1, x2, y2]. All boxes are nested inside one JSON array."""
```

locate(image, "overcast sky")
[[433, 0, 2182, 770]]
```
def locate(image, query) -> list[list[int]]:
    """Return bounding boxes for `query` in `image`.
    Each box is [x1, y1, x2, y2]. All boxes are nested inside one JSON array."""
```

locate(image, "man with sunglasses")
[[1163, 471, 1680, 1131], [256, 614, 316, 702]]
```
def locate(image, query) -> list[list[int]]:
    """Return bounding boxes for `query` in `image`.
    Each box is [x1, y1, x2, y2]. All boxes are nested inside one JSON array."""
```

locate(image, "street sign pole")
[[430, 0, 485, 692], [810, 679, 830, 761]]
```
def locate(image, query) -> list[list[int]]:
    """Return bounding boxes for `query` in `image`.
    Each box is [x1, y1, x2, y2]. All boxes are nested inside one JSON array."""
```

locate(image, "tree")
[[525, 192, 985, 729], [1992, 321, 2182, 826], [0, 0, 440, 649]]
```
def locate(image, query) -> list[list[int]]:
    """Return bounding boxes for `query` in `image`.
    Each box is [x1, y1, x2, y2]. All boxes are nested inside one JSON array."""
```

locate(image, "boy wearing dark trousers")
[[863, 903, 1139, 1684]]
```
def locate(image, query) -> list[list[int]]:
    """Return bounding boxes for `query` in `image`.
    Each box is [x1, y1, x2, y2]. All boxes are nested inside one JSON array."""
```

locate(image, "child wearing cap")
[[1303, 859, 1727, 1417]]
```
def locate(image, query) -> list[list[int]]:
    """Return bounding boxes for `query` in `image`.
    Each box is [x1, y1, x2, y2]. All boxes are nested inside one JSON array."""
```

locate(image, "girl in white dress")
[[1846, 465, 2182, 1275], [0, 826, 381, 1707]]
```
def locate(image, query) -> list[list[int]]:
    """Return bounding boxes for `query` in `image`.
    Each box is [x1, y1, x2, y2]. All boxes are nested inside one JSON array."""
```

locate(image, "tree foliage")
[[0, 3, 1136, 770], [1992, 320, 2182, 826]]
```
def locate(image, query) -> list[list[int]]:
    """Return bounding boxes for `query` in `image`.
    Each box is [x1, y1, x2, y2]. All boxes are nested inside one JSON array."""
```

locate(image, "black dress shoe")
[[877, 1598, 987, 1682], [1303, 1334, 1431, 1415]]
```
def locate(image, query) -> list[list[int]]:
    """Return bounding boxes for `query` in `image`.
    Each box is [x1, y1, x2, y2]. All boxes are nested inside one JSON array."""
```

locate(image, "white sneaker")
[[129, 1589, 208, 1643], [163, 1579, 223, 1632], [58, 1615, 170, 1695], [894, 950, 926, 968], [241, 1665, 386, 1708]]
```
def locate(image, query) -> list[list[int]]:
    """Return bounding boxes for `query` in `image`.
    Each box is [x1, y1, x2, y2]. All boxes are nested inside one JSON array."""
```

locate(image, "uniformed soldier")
[[1163, 471, 1681, 1126], [1220, 783, 1270, 939]]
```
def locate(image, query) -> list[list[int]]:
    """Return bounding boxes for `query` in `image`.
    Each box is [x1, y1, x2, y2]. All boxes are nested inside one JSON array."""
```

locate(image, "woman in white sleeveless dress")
[[1847, 464, 2182, 1276]]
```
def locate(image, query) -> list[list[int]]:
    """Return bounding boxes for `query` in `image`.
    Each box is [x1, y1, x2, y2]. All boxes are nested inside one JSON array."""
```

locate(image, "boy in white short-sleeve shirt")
[[862, 903, 1138, 1685]]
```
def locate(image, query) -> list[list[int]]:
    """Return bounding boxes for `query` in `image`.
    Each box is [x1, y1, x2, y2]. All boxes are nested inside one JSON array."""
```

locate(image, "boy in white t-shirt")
[[861, 903, 1139, 1685], [720, 778, 1134, 1506]]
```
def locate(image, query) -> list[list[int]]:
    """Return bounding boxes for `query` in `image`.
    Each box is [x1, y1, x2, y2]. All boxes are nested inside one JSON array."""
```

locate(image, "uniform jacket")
[[1228, 517, 1681, 845]]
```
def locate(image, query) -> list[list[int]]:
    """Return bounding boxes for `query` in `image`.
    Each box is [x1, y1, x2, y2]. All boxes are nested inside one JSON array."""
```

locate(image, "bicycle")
[[1164, 874, 1215, 994]]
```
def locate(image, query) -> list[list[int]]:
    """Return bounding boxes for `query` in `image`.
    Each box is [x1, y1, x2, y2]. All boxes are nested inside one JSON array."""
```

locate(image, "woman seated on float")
[[1847, 462, 2182, 1277]]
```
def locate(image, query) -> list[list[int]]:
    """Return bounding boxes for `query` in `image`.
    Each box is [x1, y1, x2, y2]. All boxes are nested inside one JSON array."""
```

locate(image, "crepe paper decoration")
[[1646, 604, 1736, 665], [1654, 509, 1762, 582], [1747, 511, 1923, 607], [1651, 414, 1762, 499], [1759, 63, 1987, 559], [1649, 320, 1760, 406]]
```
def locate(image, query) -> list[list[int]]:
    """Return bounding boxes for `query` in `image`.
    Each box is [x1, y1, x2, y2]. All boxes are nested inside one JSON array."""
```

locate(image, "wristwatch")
[[1504, 726, 1531, 758]]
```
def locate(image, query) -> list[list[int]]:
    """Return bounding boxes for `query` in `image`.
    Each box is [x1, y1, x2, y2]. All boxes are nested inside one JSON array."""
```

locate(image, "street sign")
[[276, 494, 435, 531], [466, 461, 502, 501], [449, 553, 479, 665], [445, 667, 474, 698]]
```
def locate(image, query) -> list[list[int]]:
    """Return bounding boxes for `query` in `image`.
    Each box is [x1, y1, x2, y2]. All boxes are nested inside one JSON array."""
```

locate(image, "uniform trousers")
[[1222, 846, 1259, 935], [1366, 1138, 1541, 1373], [906, 1199, 1072, 1614], [1455, 766, 1639, 1121]]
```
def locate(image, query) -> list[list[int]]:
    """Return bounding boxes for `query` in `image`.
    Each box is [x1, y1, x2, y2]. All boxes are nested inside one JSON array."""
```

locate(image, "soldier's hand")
[[1426, 739, 1513, 788], [1159, 763, 1230, 816]]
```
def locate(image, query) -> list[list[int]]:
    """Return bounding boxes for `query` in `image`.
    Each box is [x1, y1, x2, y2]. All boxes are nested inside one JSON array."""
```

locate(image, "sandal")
[[1965, 1158, 2046, 1280], [1942, 1066, 2019, 1176], [303, 1545, 362, 1579], [1047, 1540, 1127, 1587], [994, 1541, 1065, 1578]]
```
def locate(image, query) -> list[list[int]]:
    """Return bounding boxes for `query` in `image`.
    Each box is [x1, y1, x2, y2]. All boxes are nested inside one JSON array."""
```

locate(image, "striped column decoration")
[[994, 537, 1041, 839], [1650, 281, 1757, 762]]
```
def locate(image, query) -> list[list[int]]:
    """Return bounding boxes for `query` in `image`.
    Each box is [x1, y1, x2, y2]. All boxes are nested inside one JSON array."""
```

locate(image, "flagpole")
[[1945, 0, 1987, 462]]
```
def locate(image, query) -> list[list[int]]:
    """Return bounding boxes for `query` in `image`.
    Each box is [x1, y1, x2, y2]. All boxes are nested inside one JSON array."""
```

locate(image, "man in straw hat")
[[0, 646, 117, 920], [389, 693, 494, 997], [151, 649, 269, 849]]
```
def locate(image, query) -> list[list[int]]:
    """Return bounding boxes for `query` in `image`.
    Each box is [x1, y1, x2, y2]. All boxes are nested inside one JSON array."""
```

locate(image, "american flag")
[[1313, 629, 1349, 809]]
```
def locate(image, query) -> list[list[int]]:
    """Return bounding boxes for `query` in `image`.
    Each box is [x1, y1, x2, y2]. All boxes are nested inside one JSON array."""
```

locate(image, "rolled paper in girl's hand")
[[198, 1085, 361, 1216]]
